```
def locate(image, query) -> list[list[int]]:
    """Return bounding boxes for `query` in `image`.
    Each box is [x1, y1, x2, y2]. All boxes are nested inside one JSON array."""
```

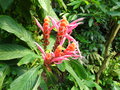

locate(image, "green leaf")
[[0, 63, 10, 90], [75, 34, 90, 43], [33, 69, 48, 90], [70, 60, 88, 79], [68, 14, 77, 21], [47, 35, 55, 51], [39, 76, 48, 90], [0, 15, 35, 49], [118, 20, 120, 24], [38, 0, 58, 19], [9, 66, 40, 90], [88, 18, 94, 27], [0, 0, 13, 11], [84, 80, 102, 90], [56, 0, 67, 11], [0, 44, 32, 60], [57, 62, 65, 72], [46, 70, 57, 86], [67, 1, 80, 6], [71, 86, 79, 90], [108, 11, 120, 16], [73, 3, 81, 9], [17, 53, 41, 66], [64, 61, 84, 90], [84, 0, 90, 5]]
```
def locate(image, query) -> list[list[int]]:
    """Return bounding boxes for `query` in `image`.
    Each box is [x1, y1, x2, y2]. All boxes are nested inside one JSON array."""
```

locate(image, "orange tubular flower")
[[54, 18, 68, 50], [43, 17, 50, 48], [54, 45, 64, 57], [64, 43, 76, 52], [34, 16, 54, 50]]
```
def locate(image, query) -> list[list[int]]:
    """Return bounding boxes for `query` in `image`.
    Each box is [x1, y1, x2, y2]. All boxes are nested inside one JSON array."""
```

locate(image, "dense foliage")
[[0, 0, 120, 90]]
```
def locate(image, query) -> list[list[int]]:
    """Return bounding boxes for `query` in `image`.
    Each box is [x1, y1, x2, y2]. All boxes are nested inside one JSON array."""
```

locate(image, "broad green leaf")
[[88, 18, 94, 27], [0, 44, 32, 60], [9, 66, 40, 90], [0, 0, 13, 11], [11, 66, 28, 76], [108, 11, 120, 16], [84, 80, 102, 90], [0, 15, 35, 49], [39, 76, 48, 90], [17, 53, 41, 66], [0, 63, 10, 90], [64, 61, 84, 90], [33, 69, 48, 90], [38, 0, 58, 19], [69, 60, 88, 79]]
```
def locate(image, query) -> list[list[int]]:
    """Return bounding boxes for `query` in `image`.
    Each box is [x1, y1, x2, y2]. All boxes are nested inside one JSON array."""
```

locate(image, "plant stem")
[[96, 24, 120, 84]]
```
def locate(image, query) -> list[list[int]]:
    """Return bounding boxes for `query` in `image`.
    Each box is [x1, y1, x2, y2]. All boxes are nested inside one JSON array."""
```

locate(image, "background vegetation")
[[0, 0, 120, 90]]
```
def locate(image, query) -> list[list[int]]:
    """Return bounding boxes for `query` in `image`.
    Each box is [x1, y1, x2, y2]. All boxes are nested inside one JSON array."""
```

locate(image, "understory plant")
[[0, 15, 101, 90]]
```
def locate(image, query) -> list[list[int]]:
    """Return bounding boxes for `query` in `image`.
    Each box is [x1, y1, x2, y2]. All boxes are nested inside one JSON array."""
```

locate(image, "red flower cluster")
[[43, 17, 51, 48], [34, 16, 84, 70], [54, 18, 68, 50]]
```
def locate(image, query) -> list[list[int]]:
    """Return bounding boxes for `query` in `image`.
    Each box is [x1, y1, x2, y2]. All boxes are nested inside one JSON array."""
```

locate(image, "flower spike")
[[35, 16, 84, 70]]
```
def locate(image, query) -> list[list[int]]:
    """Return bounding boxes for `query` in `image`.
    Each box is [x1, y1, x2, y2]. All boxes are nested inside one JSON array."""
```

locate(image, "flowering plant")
[[34, 16, 84, 70]]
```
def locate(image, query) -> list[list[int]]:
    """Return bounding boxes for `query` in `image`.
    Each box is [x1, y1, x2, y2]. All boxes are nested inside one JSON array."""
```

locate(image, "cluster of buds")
[[34, 16, 84, 70], [34, 16, 54, 50], [53, 18, 68, 50]]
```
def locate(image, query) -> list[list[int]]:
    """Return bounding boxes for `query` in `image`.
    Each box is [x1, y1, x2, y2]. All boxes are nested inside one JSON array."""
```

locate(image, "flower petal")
[[65, 34, 76, 43], [34, 17, 43, 32], [51, 55, 70, 62], [76, 42, 83, 59], [48, 16, 59, 30], [67, 22, 83, 34], [49, 26, 54, 31], [70, 18, 84, 24], [60, 37, 66, 46], [54, 61, 63, 64], [34, 42, 46, 56]]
